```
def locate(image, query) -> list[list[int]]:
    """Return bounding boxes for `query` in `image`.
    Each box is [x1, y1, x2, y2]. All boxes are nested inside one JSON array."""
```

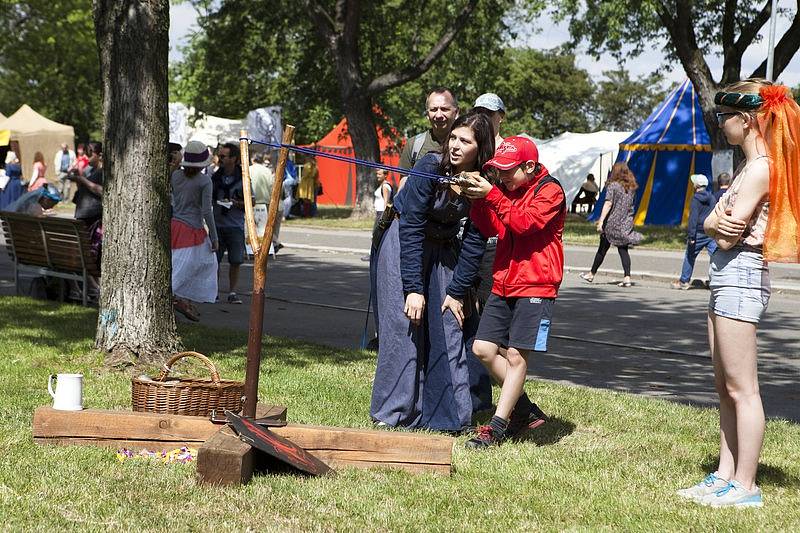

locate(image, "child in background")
[[462, 136, 566, 447]]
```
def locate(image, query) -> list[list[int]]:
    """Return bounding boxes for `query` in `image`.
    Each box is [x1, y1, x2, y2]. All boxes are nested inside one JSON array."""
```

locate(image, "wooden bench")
[[0, 212, 99, 306]]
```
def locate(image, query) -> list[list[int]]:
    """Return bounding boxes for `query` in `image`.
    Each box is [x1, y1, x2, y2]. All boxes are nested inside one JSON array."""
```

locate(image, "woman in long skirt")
[[171, 141, 218, 321], [370, 113, 494, 432]]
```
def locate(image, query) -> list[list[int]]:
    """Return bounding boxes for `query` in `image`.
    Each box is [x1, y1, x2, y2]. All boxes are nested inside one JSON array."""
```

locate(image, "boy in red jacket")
[[462, 136, 565, 448]]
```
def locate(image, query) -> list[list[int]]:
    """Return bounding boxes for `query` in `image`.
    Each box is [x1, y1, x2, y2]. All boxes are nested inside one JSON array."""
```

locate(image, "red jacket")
[[470, 177, 565, 298]]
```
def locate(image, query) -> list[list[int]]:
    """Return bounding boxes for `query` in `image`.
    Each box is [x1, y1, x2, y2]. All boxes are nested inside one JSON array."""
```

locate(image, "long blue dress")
[[370, 154, 492, 432], [0, 164, 24, 211]]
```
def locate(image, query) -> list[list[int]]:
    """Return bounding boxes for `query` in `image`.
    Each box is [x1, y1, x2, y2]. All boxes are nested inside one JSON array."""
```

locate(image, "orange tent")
[[306, 117, 403, 206]]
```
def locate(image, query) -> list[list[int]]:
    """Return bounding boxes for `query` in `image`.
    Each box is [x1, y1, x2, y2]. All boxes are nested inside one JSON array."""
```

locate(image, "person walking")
[[370, 113, 494, 432], [212, 142, 249, 304], [676, 80, 800, 508], [671, 173, 717, 290], [580, 162, 643, 287], [171, 141, 218, 321]]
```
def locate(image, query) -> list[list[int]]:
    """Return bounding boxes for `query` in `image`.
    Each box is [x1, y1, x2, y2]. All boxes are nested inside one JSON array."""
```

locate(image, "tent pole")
[[766, 0, 779, 81]]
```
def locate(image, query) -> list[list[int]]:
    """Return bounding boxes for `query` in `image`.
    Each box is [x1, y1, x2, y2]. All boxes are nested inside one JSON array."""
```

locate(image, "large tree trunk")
[[93, 0, 181, 367], [342, 91, 381, 217]]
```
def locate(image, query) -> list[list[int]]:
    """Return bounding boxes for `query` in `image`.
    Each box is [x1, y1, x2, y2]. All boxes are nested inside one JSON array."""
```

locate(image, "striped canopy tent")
[[304, 115, 402, 206], [589, 79, 713, 226]]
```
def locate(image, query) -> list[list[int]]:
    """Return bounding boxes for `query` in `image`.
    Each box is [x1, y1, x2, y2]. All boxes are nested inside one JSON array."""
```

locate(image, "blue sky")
[[169, 3, 800, 87]]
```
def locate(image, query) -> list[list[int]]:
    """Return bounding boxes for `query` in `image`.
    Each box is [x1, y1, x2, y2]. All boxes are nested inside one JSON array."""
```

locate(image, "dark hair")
[[221, 142, 240, 160], [717, 172, 732, 187], [86, 142, 102, 156], [587, 173, 595, 180], [426, 86, 458, 109], [438, 112, 495, 177]]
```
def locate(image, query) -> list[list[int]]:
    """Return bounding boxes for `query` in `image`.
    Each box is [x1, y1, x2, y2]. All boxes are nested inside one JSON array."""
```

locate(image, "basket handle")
[[157, 351, 221, 384]]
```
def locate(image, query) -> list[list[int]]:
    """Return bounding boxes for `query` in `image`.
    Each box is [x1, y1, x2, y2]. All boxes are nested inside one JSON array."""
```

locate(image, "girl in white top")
[[373, 168, 393, 220]]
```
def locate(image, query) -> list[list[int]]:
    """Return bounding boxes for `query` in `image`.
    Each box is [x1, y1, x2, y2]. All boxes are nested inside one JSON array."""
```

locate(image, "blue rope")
[[244, 137, 451, 183]]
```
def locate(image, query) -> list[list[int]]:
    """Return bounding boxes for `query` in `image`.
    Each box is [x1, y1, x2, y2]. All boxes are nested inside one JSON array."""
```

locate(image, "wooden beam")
[[32, 406, 454, 476]]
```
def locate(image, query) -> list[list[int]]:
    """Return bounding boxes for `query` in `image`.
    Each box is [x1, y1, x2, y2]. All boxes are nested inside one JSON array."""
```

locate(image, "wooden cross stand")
[[31, 126, 454, 485]]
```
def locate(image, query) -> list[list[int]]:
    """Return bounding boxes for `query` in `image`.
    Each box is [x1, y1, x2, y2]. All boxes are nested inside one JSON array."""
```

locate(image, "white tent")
[[533, 131, 631, 207], [169, 103, 246, 148], [0, 105, 74, 181]]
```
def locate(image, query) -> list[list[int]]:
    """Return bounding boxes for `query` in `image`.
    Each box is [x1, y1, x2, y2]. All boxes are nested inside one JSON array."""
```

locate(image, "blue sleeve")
[[447, 218, 487, 298], [687, 195, 700, 240], [398, 155, 439, 295]]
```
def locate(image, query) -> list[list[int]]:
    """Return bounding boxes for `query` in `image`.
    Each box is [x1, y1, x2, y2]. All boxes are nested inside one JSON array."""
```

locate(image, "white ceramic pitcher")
[[48, 373, 84, 411]]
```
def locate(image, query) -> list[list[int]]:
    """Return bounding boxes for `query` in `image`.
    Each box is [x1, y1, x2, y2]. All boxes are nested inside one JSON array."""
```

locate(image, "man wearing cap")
[[671, 173, 718, 290], [472, 92, 506, 147], [397, 87, 458, 189], [462, 136, 565, 447], [6, 184, 61, 216]]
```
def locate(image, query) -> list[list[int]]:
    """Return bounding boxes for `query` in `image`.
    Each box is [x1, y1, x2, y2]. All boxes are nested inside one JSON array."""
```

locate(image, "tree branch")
[[366, 0, 478, 94], [721, 0, 737, 52], [305, 0, 337, 45], [342, 0, 360, 52], [733, 0, 772, 55], [751, 7, 800, 79]]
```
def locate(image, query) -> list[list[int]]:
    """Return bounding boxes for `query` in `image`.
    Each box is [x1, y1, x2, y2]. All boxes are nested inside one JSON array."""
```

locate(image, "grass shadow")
[[700, 454, 800, 489], [514, 416, 576, 446]]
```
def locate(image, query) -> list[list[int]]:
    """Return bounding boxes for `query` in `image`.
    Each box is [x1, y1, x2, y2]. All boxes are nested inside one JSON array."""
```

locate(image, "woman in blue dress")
[[370, 113, 494, 432], [0, 151, 24, 211]]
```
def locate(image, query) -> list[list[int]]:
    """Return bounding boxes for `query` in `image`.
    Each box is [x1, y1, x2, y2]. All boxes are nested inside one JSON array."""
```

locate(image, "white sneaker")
[[700, 479, 763, 508], [676, 472, 729, 501]]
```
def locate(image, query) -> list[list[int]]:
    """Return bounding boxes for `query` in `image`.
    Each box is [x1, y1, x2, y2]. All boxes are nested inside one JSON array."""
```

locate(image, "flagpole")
[[766, 0, 779, 81]]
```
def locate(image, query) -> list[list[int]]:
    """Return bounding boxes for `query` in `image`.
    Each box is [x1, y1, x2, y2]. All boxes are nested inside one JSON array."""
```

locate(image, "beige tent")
[[0, 112, 7, 146], [0, 105, 74, 181], [0, 112, 6, 121]]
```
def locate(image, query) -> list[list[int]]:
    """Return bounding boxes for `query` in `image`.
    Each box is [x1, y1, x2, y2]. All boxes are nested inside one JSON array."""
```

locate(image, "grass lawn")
[[288, 207, 688, 250], [1, 296, 798, 531]]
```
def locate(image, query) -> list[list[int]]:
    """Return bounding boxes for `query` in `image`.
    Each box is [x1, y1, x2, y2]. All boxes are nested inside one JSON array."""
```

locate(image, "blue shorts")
[[708, 247, 770, 323], [216, 226, 246, 265], [475, 293, 554, 351]]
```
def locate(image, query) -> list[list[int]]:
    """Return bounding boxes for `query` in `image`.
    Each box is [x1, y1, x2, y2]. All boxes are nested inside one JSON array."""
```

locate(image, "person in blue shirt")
[[370, 112, 493, 432], [671, 173, 718, 289]]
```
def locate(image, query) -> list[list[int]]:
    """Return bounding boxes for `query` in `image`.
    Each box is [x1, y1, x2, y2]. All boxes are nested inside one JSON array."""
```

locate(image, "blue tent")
[[589, 79, 713, 226]]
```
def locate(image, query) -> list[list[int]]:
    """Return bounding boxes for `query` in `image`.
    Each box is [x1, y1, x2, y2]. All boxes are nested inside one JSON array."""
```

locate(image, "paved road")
[[2, 225, 798, 421]]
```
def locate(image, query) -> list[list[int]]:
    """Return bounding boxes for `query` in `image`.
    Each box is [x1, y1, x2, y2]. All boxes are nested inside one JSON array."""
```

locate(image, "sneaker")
[[579, 272, 594, 283], [700, 480, 763, 508], [465, 425, 505, 449], [670, 280, 690, 290], [676, 472, 729, 501], [507, 403, 548, 437], [227, 292, 243, 304]]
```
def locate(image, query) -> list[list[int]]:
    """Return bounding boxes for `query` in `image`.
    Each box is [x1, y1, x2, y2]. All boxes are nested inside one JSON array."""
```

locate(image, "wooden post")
[[239, 131, 260, 256], [241, 126, 296, 417]]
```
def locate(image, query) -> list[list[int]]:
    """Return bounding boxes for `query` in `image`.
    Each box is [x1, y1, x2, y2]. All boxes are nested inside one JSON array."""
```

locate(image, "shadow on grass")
[[699, 455, 800, 489], [516, 417, 576, 446]]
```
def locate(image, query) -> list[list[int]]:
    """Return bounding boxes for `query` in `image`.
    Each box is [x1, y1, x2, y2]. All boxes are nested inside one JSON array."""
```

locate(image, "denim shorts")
[[708, 247, 770, 323], [216, 226, 246, 265]]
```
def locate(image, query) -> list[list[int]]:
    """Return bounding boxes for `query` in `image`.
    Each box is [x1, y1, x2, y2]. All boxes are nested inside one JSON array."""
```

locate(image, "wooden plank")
[[32, 404, 287, 441], [315, 455, 452, 475], [270, 424, 453, 466], [34, 437, 194, 450]]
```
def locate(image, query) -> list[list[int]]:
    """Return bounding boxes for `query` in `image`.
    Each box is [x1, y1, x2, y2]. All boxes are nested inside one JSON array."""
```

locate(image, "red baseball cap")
[[483, 136, 539, 171]]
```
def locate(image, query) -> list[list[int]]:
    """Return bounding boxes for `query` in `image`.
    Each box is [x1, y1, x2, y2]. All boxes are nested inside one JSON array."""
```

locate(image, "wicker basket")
[[131, 351, 244, 417]]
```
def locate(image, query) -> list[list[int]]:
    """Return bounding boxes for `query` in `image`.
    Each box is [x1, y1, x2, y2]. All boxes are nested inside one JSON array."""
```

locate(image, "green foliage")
[[172, 0, 605, 142], [0, 0, 102, 141], [592, 69, 669, 131]]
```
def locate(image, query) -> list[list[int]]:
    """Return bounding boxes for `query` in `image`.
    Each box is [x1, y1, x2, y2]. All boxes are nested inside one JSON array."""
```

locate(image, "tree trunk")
[[93, 0, 181, 367], [342, 91, 381, 217]]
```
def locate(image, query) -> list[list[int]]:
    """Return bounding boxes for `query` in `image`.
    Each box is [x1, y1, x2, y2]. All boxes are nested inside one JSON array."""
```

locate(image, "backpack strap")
[[534, 174, 567, 213], [410, 132, 427, 167]]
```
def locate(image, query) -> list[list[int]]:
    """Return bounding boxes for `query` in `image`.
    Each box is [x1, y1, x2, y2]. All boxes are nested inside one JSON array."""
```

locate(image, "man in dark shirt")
[[671, 173, 717, 290], [69, 141, 104, 226], [397, 87, 458, 190], [212, 142, 249, 304]]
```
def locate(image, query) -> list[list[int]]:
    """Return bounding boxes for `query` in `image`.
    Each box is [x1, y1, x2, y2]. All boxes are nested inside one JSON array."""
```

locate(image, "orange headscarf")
[[758, 85, 800, 263]]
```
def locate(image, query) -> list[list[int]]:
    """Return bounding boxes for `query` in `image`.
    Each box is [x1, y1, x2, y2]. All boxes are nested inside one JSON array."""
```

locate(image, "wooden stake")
[[239, 131, 260, 256], [241, 125, 296, 417]]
